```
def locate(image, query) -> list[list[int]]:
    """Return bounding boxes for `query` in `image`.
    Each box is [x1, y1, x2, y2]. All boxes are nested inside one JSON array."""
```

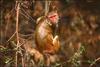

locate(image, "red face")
[[47, 11, 59, 24]]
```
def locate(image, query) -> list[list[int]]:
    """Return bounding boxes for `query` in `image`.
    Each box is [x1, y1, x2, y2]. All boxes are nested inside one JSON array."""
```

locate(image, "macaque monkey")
[[35, 10, 60, 66]]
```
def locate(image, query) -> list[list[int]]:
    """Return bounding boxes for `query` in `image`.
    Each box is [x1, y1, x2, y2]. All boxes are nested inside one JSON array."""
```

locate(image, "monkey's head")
[[47, 11, 59, 25]]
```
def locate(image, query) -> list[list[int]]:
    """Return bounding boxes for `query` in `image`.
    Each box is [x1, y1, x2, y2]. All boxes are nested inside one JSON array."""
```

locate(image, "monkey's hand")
[[53, 35, 60, 52]]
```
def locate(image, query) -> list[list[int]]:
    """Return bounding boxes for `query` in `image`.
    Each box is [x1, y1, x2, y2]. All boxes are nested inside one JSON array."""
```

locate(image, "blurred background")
[[0, 0, 100, 67]]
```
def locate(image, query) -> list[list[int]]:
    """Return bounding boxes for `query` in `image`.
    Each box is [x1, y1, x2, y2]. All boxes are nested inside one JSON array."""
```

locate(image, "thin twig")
[[20, 50, 24, 67], [15, 1, 20, 67], [89, 57, 100, 67], [7, 31, 16, 42], [5, 8, 15, 38], [45, 0, 51, 16], [21, 7, 36, 22]]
